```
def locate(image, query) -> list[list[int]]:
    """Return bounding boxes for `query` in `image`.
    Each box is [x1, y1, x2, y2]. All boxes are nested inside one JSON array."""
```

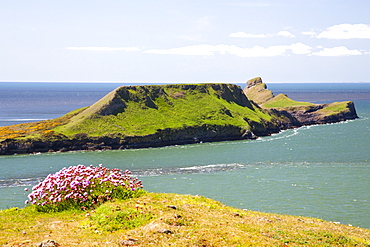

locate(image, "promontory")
[[0, 77, 358, 155]]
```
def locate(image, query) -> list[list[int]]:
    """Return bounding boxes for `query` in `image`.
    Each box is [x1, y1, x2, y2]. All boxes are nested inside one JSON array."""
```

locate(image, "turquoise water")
[[0, 83, 369, 229]]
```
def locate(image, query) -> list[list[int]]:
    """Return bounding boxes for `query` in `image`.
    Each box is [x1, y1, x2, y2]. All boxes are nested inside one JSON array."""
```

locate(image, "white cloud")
[[316, 24, 370, 39], [277, 31, 295, 38], [229, 30, 295, 38], [228, 32, 268, 38], [145, 43, 312, 57], [66, 47, 141, 51], [311, 46, 362, 56], [289, 42, 312, 54], [302, 31, 317, 37], [65, 43, 363, 58]]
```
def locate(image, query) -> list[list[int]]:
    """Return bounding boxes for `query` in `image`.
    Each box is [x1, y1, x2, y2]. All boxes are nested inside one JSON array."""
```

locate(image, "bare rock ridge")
[[243, 77, 274, 105], [0, 79, 358, 155]]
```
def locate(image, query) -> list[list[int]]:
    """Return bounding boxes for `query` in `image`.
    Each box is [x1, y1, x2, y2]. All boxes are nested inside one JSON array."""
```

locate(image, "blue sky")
[[1, 0, 370, 83]]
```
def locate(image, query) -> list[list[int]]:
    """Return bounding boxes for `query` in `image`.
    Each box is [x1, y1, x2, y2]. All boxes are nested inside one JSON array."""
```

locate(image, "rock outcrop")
[[243, 78, 358, 129]]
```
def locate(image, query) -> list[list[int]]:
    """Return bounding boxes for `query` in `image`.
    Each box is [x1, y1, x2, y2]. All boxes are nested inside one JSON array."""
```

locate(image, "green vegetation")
[[262, 94, 314, 108], [317, 101, 354, 116], [0, 108, 85, 141], [1, 193, 369, 246], [49, 84, 273, 137], [26, 165, 144, 212]]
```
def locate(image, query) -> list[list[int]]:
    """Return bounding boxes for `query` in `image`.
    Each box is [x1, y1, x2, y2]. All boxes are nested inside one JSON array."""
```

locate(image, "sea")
[[0, 82, 369, 229]]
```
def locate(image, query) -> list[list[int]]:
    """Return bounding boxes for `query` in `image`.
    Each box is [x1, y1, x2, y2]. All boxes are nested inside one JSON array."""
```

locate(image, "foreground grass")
[[1, 193, 369, 246]]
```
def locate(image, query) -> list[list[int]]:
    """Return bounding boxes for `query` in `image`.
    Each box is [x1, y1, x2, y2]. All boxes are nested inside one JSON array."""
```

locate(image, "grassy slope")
[[262, 94, 314, 108], [0, 83, 273, 141], [317, 101, 354, 116], [0, 108, 85, 141], [1, 193, 369, 247], [53, 84, 272, 137]]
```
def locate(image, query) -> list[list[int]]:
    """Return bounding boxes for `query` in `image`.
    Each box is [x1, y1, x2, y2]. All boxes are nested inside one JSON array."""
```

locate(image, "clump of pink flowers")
[[25, 164, 143, 212]]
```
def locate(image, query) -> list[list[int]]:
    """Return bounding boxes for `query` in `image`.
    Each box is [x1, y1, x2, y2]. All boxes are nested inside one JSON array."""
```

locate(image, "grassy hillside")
[[0, 84, 271, 140], [0, 83, 271, 141], [0, 108, 84, 141], [262, 94, 314, 108], [54, 84, 274, 137], [317, 101, 356, 116], [1, 193, 369, 246]]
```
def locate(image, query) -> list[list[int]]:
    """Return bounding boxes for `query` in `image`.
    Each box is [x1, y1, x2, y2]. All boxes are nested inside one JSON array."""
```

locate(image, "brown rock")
[[36, 240, 60, 247]]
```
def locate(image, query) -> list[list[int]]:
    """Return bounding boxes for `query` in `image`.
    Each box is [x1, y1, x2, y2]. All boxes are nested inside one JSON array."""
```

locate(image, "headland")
[[0, 78, 358, 155]]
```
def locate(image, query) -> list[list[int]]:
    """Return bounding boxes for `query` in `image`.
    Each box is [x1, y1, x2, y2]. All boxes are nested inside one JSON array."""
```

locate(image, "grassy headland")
[[1, 193, 369, 246], [53, 84, 272, 137], [0, 79, 358, 154]]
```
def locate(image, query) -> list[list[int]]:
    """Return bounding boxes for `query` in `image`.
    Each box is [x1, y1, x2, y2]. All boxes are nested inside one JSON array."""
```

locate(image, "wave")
[[0, 163, 244, 187], [134, 163, 245, 177], [0, 177, 44, 188]]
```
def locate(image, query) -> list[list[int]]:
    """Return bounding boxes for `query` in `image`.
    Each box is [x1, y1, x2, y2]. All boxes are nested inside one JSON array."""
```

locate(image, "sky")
[[1, 0, 370, 83]]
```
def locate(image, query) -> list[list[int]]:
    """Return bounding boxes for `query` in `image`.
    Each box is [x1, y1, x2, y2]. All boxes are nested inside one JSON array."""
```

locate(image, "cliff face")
[[0, 79, 358, 155]]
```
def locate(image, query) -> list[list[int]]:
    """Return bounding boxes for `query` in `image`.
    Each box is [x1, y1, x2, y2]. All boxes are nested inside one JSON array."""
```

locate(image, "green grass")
[[262, 94, 314, 108], [53, 84, 273, 137], [317, 101, 353, 116], [1, 193, 369, 246]]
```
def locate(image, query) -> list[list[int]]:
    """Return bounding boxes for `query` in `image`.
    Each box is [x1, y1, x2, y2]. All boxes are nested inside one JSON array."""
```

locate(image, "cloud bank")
[[66, 44, 363, 57], [144, 43, 310, 57], [229, 30, 294, 38], [316, 24, 370, 39], [310, 46, 362, 56], [66, 24, 368, 58]]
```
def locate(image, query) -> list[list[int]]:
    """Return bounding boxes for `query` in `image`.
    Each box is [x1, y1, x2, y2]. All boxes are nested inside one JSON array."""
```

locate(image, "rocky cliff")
[[0, 79, 358, 155], [243, 77, 358, 129]]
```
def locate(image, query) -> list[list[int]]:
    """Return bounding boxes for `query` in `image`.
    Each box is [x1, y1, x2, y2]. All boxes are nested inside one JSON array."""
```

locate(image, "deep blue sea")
[[0, 82, 369, 229]]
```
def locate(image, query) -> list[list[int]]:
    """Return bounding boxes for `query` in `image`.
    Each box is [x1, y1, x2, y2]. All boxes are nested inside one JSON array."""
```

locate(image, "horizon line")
[[0, 80, 369, 84]]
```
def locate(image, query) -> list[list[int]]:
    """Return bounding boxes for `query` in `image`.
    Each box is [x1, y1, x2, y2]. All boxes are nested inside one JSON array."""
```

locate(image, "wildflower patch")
[[26, 164, 144, 212]]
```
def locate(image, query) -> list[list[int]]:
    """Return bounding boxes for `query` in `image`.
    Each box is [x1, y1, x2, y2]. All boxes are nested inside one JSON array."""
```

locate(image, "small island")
[[0, 78, 358, 155]]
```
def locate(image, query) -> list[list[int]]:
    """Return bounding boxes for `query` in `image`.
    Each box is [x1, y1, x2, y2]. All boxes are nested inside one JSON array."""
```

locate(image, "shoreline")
[[0, 115, 357, 155]]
